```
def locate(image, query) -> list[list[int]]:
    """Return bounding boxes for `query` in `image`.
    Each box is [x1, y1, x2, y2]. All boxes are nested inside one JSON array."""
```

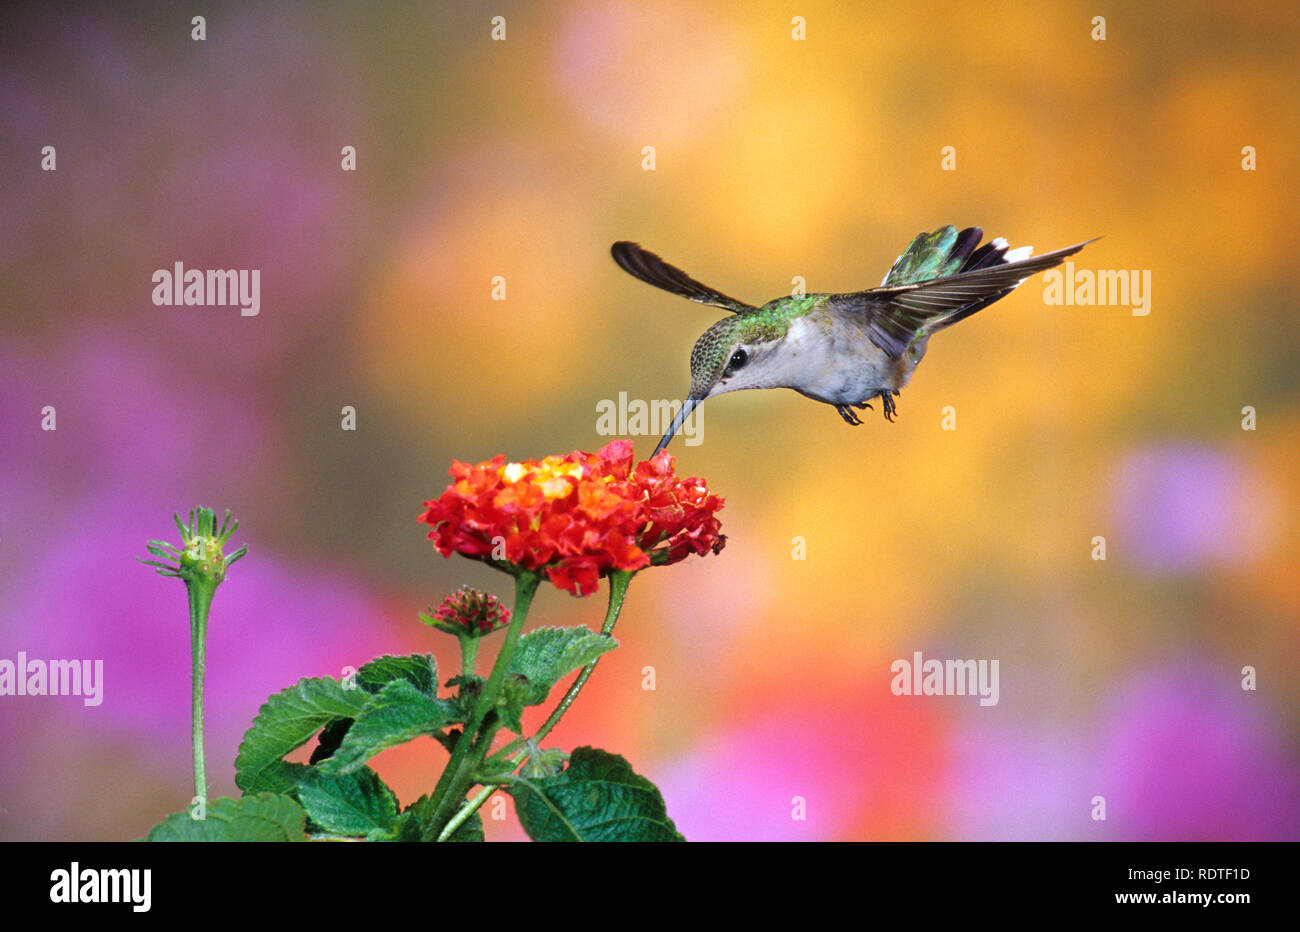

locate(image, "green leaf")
[[296, 767, 399, 836], [508, 747, 684, 842], [365, 797, 431, 841], [146, 794, 307, 842], [506, 627, 617, 705], [365, 809, 421, 842], [356, 653, 438, 696], [316, 679, 459, 775], [235, 677, 371, 794]]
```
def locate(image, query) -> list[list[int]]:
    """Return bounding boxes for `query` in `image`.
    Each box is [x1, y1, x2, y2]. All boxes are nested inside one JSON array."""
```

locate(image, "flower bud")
[[423, 586, 511, 637]]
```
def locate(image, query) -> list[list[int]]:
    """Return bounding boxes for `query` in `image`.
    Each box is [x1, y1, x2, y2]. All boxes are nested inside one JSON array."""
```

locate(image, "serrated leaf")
[[366, 797, 431, 841], [366, 809, 422, 842], [296, 767, 399, 836], [506, 627, 618, 705], [235, 677, 371, 794], [146, 793, 307, 842], [508, 747, 684, 842], [402, 794, 433, 825], [356, 653, 438, 696], [316, 679, 459, 775]]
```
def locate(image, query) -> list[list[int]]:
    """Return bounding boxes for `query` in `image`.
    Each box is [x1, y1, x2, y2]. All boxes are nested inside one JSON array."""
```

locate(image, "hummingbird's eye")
[[728, 349, 748, 370]]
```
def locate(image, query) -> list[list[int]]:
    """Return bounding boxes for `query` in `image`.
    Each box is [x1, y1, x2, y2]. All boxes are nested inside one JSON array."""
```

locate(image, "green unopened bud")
[[141, 507, 247, 587], [520, 746, 569, 780]]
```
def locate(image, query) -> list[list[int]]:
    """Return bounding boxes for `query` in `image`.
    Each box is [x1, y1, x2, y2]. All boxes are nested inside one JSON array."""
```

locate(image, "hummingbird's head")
[[653, 314, 789, 455]]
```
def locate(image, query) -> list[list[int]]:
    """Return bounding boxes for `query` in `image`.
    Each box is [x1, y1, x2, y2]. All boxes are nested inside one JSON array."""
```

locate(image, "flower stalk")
[[187, 580, 213, 801], [420, 570, 541, 840], [533, 567, 633, 743], [439, 568, 636, 841], [139, 508, 246, 804]]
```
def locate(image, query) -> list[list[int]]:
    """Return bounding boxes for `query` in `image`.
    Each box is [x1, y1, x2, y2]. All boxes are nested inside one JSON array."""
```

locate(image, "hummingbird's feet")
[[878, 390, 898, 422], [838, 394, 898, 426], [836, 404, 865, 426], [838, 394, 897, 426]]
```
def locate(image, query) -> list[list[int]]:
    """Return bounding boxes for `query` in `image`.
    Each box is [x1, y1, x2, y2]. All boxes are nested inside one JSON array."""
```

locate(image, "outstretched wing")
[[829, 235, 1096, 359], [611, 241, 755, 313]]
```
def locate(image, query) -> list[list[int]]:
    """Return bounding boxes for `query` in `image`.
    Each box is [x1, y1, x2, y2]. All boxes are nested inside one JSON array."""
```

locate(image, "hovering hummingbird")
[[612, 226, 1094, 455]]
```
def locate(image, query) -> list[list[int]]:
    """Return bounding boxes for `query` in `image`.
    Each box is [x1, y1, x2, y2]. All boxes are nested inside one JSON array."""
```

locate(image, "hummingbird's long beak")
[[652, 396, 701, 457]]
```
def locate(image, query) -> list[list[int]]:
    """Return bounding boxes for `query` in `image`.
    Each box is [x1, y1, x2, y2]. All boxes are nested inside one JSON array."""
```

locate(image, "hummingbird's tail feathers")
[[880, 225, 986, 287], [611, 241, 756, 313], [959, 235, 1027, 272], [919, 240, 1044, 329], [834, 236, 1095, 359]]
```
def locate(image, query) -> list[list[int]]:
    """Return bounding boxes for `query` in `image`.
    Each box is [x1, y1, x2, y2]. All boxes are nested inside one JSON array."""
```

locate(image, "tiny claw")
[[879, 391, 898, 422]]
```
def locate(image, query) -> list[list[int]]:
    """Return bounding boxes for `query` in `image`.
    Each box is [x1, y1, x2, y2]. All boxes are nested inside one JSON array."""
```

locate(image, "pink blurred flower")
[[946, 658, 1299, 840], [656, 687, 944, 841], [1108, 445, 1276, 572], [1097, 660, 1299, 840]]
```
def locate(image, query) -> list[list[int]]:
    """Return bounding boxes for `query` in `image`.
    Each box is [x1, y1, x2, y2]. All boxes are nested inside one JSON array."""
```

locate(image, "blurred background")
[[1, 1, 1296, 841]]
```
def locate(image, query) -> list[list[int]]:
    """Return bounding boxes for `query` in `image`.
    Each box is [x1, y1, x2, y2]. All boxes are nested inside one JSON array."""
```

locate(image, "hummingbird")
[[612, 226, 1094, 455]]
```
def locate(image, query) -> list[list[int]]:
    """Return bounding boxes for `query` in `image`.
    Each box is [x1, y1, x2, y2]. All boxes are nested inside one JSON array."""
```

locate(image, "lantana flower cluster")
[[419, 440, 725, 595]]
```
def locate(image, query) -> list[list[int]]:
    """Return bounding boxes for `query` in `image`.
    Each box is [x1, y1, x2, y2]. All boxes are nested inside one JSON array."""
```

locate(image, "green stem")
[[444, 784, 497, 842], [440, 569, 635, 839], [439, 718, 505, 842], [459, 634, 478, 675], [188, 581, 214, 803], [437, 783, 488, 842], [533, 568, 632, 743], [421, 571, 540, 839]]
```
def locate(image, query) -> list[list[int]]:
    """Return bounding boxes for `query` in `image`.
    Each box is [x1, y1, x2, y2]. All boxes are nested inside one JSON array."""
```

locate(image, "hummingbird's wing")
[[611, 242, 755, 313], [829, 237, 1096, 359]]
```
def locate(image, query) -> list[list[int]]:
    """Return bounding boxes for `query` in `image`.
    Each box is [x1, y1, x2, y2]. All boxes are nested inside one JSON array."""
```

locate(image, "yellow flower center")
[[500, 459, 587, 499]]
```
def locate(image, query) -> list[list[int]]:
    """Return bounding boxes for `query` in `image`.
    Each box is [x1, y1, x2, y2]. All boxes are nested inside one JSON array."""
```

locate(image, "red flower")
[[419, 441, 725, 596]]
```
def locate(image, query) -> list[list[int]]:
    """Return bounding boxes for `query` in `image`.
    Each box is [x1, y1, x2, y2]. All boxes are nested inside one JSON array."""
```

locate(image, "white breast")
[[778, 313, 897, 404]]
